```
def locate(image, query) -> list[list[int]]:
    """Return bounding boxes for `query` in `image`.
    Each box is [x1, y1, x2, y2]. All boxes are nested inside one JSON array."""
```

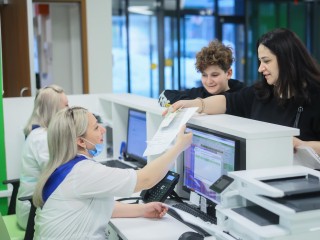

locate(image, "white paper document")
[[143, 107, 198, 156], [293, 146, 320, 169]]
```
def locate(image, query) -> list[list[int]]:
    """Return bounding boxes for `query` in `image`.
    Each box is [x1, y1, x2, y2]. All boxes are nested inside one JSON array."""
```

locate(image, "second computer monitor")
[[125, 108, 148, 168], [183, 123, 245, 204]]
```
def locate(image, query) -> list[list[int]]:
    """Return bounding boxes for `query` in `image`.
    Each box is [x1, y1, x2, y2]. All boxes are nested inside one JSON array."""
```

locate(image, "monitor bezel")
[[182, 123, 246, 201], [125, 108, 148, 168]]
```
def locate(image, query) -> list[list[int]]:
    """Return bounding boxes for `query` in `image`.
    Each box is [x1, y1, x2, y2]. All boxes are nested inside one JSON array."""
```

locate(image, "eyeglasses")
[[66, 106, 87, 121], [35, 85, 64, 100], [43, 85, 64, 93]]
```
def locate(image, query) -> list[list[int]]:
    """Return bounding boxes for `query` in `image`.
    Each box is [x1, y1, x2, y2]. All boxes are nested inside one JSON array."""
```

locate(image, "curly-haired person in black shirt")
[[159, 39, 244, 107]]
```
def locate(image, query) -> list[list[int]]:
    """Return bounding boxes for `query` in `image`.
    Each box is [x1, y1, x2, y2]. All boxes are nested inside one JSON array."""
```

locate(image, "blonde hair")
[[33, 107, 88, 207], [24, 85, 65, 136]]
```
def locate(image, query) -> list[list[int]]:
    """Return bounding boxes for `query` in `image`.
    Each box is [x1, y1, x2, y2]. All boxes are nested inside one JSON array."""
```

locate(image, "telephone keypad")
[[140, 171, 180, 203], [148, 184, 170, 201]]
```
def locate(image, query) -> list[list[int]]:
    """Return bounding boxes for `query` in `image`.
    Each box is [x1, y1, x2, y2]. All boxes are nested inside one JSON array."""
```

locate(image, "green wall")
[[246, 1, 308, 85], [0, 40, 8, 214]]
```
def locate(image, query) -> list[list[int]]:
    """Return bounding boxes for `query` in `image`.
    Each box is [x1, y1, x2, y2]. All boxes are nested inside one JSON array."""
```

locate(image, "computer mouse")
[[178, 231, 204, 240]]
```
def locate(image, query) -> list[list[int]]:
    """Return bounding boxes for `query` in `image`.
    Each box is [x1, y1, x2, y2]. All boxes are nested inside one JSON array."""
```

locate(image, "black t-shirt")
[[225, 86, 320, 141], [159, 79, 244, 106]]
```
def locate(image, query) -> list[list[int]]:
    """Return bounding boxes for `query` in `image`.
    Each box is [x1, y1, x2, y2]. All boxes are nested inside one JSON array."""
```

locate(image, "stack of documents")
[[143, 107, 198, 156]]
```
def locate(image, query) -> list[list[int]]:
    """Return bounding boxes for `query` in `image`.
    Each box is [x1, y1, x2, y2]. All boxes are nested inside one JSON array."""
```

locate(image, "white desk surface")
[[109, 214, 195, 240], [109, 196, 223, 240], [110, 194, 196, 240]]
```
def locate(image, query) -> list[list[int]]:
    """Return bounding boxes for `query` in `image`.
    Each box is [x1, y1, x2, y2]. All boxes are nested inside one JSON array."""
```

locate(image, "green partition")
[[246, 1, 308, 85], [0, 39, 8, 214]]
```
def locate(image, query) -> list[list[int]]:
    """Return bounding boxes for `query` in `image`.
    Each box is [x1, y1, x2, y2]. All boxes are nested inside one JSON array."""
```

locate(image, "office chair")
[[1, 180, 35, 240], [2, 179, 20, 215]]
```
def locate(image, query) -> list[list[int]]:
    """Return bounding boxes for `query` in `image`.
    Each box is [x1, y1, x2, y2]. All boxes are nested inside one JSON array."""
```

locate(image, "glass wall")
[[112, 1, 128, 94], [246, 0, 320, 85], [112, 0, 319, 97], [112, 0, 245, 97], [180, 15, 215, 89]]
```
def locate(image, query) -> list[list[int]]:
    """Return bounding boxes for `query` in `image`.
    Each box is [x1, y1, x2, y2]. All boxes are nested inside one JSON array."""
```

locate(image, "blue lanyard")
[[25, 124, 41, 139], [42, 155, 87, 203], [31, 124, 41, 130]]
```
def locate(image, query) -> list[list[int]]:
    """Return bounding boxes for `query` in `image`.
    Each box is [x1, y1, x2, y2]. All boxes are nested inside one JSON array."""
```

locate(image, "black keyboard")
[[102, 160, 136, 169], [167, 208, 211, 237], [172, 202, 217, 224]]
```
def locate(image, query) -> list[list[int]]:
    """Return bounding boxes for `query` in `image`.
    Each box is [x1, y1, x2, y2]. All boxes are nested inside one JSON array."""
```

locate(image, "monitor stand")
[[169, 190, 184, 203]]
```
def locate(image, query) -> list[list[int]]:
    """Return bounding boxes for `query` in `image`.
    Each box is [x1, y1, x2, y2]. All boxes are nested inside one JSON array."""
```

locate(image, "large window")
[[246, 0, 320, 85], [112, 0, 320, 97], [180, 15, 215, 89], [111, 0, 245, 97], [112, 14, 128, 93]]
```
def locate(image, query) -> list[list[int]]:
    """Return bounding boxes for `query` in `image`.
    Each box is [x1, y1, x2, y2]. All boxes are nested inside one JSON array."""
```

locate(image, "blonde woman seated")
[[33, 107, 192, 239], [16, 85, 68, 229]]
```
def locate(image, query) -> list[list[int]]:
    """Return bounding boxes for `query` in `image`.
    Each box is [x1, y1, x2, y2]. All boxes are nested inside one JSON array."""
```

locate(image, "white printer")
[[211, 166, 320, 240]]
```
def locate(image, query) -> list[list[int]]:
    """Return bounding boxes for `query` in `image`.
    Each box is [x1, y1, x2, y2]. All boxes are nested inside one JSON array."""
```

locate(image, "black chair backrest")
[[19, 196, 36, 240], [2, 179, 36, 240], [2, 179, 20, 215]]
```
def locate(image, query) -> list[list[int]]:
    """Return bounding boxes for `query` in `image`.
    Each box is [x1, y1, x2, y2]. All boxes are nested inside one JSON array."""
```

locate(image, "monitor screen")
[[183, 123, 245, 204], [126, 108, 147, 167]]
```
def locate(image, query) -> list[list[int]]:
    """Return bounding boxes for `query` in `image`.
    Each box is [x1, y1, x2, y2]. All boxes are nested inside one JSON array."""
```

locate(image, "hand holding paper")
[[144, 107, 198, 156]]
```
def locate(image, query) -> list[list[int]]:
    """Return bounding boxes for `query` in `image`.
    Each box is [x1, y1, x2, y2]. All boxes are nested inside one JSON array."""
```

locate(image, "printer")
[[212, 166, 320, 240]]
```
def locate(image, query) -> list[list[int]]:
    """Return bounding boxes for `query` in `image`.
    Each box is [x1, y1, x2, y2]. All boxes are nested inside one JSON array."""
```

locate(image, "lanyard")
[[42, 155, 87, 203]]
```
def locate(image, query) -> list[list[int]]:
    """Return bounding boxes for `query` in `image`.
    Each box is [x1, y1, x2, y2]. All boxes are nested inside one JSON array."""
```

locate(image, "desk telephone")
[[140, 171, 179, 202]]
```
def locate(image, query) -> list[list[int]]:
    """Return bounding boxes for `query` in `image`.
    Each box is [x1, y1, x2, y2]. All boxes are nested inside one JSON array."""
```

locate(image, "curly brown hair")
[[195, 39, 234, 73]]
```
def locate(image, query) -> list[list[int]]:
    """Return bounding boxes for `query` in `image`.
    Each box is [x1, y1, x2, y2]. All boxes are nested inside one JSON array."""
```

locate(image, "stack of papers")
[[143, 107, 198, 156]]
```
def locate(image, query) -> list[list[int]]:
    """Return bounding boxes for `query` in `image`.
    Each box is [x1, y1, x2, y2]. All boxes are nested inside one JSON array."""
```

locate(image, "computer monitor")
[[125, 108, 148, 168], [183, 123, 246, 205]]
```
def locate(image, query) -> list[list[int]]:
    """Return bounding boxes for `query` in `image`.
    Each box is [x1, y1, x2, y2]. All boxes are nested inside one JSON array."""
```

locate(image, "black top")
[[159, 79, 244, 106], [225, 85, 320, 141]]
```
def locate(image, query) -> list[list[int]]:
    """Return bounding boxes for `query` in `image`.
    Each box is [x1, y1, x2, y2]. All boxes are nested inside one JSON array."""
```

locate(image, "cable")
[[116, 197, 141, 204]]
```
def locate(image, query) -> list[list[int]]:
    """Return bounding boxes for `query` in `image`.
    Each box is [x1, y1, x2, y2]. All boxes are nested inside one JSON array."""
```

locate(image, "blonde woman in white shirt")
[[16, 85, 68, 229], [33, 107, 192, 239]]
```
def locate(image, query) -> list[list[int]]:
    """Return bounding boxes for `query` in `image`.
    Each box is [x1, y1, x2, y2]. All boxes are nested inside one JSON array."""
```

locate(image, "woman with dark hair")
[[167, 28, 320, 154]]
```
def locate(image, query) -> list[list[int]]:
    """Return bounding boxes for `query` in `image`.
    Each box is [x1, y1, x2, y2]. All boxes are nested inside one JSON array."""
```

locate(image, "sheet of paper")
[[159, 110, 178, 128], [143, 107, 198, 156], [293, 146, 320, 169]]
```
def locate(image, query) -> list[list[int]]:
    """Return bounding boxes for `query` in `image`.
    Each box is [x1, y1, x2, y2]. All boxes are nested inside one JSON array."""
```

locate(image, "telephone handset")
[[140, 171, 180, 203]]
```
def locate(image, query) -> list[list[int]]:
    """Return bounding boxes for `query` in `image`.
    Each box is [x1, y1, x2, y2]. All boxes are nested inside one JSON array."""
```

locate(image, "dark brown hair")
[[195, 39, 234, 73], [255, 28, 320, 105]]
